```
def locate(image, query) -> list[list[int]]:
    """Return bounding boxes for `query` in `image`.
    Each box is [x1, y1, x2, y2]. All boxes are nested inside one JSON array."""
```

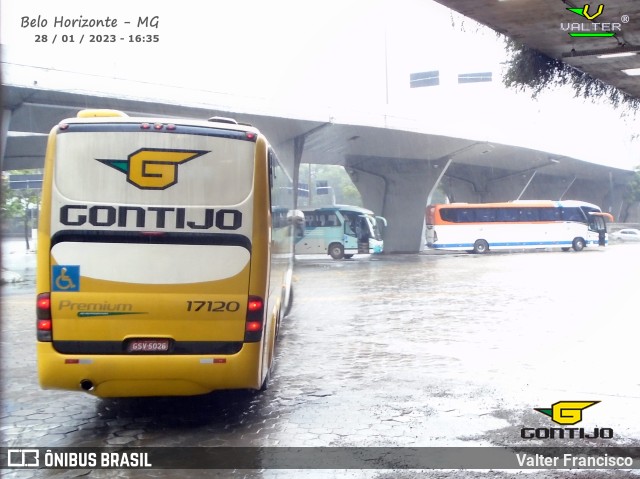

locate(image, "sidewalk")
[[1, 237, 37, 285]]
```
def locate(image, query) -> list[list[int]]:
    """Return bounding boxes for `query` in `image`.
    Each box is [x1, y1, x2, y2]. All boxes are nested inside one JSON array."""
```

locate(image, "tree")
[[502, 40, 640, 111], [621, 167, 640, 222], [304, 164, 362, 206], [1, 170, 42, 249]]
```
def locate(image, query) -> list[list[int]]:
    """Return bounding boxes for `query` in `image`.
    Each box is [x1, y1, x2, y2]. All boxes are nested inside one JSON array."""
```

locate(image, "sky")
[[1, 0, 639, 170]]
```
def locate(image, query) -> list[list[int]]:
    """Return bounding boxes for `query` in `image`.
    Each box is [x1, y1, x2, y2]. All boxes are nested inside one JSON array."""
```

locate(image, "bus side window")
[[520, 208, 539, 222], [306, 214, 317, 227], [561, 207, 583, 222], [538, 208, 558, 221], [476, 208, 495, 222], [324, 213, 339, 227], [440, 208, 453, 222], [458, 209, 474, 223], [497, 208, 518, 222]]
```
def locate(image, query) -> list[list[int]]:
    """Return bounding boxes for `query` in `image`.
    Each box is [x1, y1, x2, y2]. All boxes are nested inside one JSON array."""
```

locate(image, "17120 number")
[[186, 301, 240, 312]]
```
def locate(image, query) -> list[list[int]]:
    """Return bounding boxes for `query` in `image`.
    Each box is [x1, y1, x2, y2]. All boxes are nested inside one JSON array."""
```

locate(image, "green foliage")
[[305, 164, 362, 206], [623, 167, 640, 204], [619, 167, 640, 222], [1, 170, 42, 226], [502, 40, 640, 111]]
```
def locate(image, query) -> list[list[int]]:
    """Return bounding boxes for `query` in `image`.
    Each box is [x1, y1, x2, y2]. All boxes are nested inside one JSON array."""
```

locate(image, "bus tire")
[[275, 307, 282, 340], [259, 331, 276, 392], [473, 239, 489, 254], [284, 286, 294, 317], [572, 237, 585, 252], [329, 243, 344, 260]]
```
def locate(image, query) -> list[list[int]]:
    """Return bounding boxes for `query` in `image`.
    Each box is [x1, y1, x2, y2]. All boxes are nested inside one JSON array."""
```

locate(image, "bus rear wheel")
[[329, 243, 344, 260], [473, 239, 489, 254], [572, 237, 585, 252]]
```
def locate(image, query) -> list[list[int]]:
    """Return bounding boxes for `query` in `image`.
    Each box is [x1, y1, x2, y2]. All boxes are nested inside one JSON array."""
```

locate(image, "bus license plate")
[[127, 339, 170, 353]]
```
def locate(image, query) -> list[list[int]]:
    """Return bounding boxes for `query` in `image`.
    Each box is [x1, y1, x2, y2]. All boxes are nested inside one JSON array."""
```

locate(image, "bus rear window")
[[54, 130, 255, 206]]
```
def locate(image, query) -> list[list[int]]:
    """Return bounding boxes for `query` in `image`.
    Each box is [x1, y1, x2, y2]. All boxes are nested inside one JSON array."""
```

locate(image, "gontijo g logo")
[[535, 400, 599, 425], [521, 400, 614, 439], [98, 148, 208, 190]]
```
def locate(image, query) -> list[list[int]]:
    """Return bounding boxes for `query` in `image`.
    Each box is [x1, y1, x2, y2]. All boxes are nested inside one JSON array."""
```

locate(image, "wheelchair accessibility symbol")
[[52, 265, 80, 292]]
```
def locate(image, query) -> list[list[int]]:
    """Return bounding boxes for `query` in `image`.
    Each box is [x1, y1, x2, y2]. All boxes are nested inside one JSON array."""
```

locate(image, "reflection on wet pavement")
[[2, 243, 640, 477]]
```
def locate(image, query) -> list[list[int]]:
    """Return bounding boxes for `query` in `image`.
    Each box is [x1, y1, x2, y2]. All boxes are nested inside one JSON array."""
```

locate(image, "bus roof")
[[58, 110, 261, 136], [430, 200, 601, 210], [301, 205, 376, 215]]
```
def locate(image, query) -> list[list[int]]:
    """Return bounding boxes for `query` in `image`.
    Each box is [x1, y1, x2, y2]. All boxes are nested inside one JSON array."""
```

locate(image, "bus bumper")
[[37, 342, 263, 397]]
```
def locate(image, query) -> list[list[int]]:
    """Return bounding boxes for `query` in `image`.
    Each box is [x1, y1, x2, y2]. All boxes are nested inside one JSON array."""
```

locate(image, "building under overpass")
[[2, 64, 636, 253]]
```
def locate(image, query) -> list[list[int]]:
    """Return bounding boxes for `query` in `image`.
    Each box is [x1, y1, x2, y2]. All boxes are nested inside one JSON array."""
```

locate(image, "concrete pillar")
[[345, 156, 450, 253], [344, 168, 386, 215], [293, 136, 304, 209], [1, 109, 11, 172]]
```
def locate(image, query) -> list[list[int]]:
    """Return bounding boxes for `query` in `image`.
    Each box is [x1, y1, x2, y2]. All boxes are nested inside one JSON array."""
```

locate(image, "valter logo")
[[567, 4, 604, 21], [561, 3, 626, 38], [521, 400, 614, 439]]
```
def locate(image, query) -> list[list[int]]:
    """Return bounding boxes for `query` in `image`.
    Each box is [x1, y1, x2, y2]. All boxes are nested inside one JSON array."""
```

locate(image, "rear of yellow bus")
[[36, 110, 279, 397]]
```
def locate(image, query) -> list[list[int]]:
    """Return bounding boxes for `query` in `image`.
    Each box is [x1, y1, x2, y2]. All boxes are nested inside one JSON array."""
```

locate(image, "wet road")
[[2, 242, 640, 478]]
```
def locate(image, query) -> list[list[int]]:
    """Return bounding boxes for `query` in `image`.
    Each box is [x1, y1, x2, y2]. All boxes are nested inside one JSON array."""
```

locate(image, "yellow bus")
[[36, 109, 294, 397]]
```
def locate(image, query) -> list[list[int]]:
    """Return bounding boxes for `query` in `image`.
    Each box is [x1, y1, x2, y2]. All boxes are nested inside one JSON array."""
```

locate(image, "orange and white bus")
[[36, 109, 294, 397], [425, 200, 612, 254]]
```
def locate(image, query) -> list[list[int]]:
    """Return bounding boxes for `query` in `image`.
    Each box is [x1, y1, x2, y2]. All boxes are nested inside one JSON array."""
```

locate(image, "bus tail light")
[[36, 293, 53, 342], [244, 296, 264, 342]]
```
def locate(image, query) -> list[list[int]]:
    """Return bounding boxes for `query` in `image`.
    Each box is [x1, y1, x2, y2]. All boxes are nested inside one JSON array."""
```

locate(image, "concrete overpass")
[[2, 67, 635, 253], [433, 0, 640, 102]]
